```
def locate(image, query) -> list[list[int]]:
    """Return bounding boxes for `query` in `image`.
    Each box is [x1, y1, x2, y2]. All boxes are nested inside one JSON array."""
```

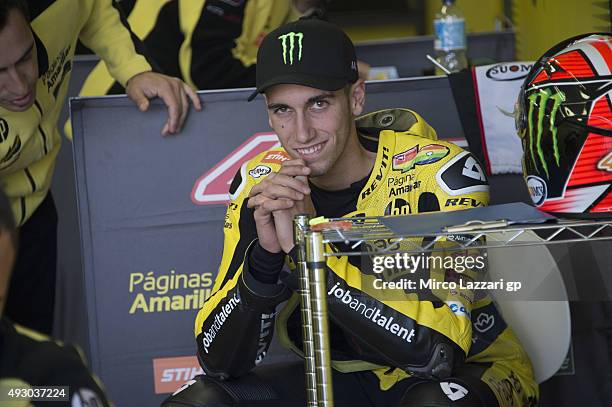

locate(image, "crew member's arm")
[[78, 0, 201, 136]]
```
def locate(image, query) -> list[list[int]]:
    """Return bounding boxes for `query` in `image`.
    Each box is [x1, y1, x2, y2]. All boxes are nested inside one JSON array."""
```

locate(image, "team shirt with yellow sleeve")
[[74, 0, 302, 96], [64, 0, 302, 138], [0, 0, 151, 225], [195, 108, 538, 407]]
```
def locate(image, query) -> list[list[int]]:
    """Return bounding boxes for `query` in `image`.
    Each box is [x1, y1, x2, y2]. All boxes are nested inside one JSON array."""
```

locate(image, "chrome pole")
[[305, 230, 334, 406], [294, 215, 317, 406]]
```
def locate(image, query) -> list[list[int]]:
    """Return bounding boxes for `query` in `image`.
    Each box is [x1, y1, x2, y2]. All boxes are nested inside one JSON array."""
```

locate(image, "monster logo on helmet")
[[517, 33, 612, 218], [525, 88, 565, 178]]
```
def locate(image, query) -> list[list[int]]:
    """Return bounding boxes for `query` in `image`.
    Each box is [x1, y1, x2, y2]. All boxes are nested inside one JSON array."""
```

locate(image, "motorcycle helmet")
[[516, 33, 612, 217]]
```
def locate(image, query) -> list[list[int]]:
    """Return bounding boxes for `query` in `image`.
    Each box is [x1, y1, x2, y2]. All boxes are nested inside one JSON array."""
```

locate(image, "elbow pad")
[[404, 342, 462, 380]]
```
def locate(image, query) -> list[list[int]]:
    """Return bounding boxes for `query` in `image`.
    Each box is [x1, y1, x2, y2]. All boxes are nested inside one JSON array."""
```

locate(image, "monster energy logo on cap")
[[278, 32, 303, 65], [527, 88, 565, 178], [248, 18, 358, 102]]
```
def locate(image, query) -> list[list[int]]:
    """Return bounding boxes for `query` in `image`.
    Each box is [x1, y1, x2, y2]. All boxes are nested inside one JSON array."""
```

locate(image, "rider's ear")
[[349, 79, 366, 116]]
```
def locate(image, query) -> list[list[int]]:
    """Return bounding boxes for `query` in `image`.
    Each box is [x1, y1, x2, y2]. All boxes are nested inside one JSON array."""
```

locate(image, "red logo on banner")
[[191, 132, 280, 205], [152, 356, 203, 394]]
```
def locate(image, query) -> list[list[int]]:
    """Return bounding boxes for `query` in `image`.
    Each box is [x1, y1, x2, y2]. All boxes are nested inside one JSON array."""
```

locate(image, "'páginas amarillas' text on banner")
[[128, 270, 214, 314]]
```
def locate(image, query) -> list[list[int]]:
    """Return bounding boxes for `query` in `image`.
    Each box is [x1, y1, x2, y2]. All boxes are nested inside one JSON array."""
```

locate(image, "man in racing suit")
[[164, 17, 538, 407]]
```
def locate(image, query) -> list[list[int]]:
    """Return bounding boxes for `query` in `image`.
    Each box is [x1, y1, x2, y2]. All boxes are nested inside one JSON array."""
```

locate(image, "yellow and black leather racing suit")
[[194, 109, 538, 407]]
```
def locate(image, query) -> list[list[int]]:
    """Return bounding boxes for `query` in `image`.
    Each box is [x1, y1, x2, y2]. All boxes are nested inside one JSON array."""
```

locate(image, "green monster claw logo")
[[526, 88, 565, 178], [278, 32, 303, 65]]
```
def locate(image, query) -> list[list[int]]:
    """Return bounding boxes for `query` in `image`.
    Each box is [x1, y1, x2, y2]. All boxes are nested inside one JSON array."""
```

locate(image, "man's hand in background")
[[126, 71, 202, 136]]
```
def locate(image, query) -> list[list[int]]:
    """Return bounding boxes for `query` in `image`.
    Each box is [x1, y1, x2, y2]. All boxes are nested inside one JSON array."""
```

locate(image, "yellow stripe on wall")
[[513, 0, 611, 60]]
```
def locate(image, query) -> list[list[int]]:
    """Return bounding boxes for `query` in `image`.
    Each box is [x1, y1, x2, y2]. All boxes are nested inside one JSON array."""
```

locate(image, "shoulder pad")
[[356, 108, 437, 141], [435, 150, 489, 197]]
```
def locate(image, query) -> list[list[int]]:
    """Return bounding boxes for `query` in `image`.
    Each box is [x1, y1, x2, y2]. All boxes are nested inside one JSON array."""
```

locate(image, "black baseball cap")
[[247, 17, 359, 101]]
